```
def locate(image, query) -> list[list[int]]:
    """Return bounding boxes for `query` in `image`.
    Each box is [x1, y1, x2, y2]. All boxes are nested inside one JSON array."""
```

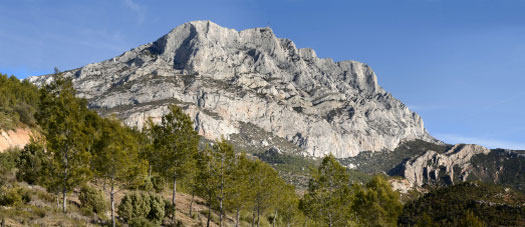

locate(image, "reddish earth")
[[0, 128, 32, 151]]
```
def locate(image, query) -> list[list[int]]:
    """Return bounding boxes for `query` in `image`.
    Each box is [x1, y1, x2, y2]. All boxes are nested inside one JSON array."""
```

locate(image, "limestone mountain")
[[28, 20, 438, 158]]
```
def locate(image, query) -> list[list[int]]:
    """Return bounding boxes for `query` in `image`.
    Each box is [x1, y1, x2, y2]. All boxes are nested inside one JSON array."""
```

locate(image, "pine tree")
[[151, 104, 199, 223], [249, 160, 281, 227], [352, 175, 402, 227], [300, 154, 353, 227], [92, 117, 147, 227], [195, 145, 219, 227], [225, 153, 255, 227], [36, 71, 92, 212], [210, 139, 235, 227], [275, 183, 301, 227]]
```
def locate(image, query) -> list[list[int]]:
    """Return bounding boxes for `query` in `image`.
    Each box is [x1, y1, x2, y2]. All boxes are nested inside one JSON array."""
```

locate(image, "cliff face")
[[28, 20, 438, 158], [401, 144, 491, 187]]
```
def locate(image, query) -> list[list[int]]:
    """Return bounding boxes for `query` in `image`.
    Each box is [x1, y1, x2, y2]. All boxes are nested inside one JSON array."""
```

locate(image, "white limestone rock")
[[28, 20, 439, 158], [402, 144, 491, 187]]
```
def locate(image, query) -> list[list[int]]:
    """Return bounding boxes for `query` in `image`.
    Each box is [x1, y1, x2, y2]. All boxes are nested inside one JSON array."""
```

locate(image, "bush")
[[118, 191, 165, 224], [148, 194, 165, 223], [0, 186, 31, 206], [128, 217, 158, 227], [140, 176, 166, 193], [118, 192, 151, 222], [16, 141, 45, 184], [79, 186, 107, 215]]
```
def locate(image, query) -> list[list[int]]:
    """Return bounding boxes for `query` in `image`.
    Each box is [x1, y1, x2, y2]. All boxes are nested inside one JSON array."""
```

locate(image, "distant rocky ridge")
[[28, 20, 438, 158], [342, 140, 525, 191]]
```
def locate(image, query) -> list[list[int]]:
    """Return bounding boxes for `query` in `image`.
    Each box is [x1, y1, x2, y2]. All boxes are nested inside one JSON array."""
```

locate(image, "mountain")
[[28, 20, 438, 158]]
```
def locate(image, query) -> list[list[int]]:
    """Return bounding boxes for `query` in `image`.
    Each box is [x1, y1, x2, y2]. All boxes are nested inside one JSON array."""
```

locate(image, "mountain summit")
[[29, 21, 438, 158]]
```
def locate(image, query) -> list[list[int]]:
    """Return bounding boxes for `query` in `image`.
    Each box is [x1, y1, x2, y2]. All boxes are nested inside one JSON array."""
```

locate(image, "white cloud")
[[122, 0, 145, 24], [435, 133, 525, 150]]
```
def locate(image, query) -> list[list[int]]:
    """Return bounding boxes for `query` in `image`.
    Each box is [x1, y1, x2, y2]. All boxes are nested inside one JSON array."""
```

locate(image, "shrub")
[[16, 141, 45, 184], [140, 176, 166, 193], [79, 186, 107, 215], [128, 217, 158, 227], [0, 186, 31, 206], [151, 176, 166, 193], [118, 191, 165, 224], [148, 194, 165, 223], [118, 192, 151, 222]]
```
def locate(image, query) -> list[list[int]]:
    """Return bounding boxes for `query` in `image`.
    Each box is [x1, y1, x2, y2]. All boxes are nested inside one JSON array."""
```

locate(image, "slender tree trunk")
[[207, 197, 212, 227], [172, 176, 177, 223], [235, 208, 240, 227], [328, 212, 332, 227], [219, 195, 223, 227], [62, 187, 67, 212], [189, 191, 195, 216], [252, 207, 256, 227], [273, 209, 278, 227], [62, 149, 69, 213], [110, 179, 116, 227], [257, 206, 261, 227], [56, 192, 60, 210]]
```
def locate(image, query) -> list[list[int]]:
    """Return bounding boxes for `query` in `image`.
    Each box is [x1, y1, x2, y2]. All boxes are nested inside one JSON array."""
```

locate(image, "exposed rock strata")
[[0, 128, 33, 151], [28, 21, 438, 158], [402, 144, 491, 187]]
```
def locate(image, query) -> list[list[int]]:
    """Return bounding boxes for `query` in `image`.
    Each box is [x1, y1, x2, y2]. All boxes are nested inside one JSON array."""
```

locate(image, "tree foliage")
[[35, 72, 93, 212], [301, 154, 353, 227], [0, 73, 39, 129]]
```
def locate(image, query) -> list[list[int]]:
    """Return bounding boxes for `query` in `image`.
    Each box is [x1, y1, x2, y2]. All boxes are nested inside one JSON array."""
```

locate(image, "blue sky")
[[1, 0, 524, 150]]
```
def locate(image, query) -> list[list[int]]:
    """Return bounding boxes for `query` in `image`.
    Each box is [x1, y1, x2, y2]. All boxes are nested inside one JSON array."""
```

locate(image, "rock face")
[[401, 144, 491, 187], [28, 20, 438, 158]]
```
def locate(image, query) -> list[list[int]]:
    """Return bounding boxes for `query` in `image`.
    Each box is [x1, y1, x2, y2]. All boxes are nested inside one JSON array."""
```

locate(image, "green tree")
[[249, 159, 281, 227], [353, 175, 402, 226], [16, 139, 45, 184], [300, 154, 353, 227], [93, 117, 147, 227], [224, 153, 255, 227], [211, 139, 236, 227], [35, 71, 92, 212], [195, 145, 219, 227], [274, 183, 301, 227], [151, 104, 200, 223]]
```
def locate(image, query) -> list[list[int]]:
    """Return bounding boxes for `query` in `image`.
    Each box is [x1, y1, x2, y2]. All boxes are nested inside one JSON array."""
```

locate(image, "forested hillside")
[[0, 73, 39, 129]]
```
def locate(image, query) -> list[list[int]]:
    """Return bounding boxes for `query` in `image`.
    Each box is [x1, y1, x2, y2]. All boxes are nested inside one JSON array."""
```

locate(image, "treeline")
[[1, 72, 403, 226], [0, 73, 39, 129]]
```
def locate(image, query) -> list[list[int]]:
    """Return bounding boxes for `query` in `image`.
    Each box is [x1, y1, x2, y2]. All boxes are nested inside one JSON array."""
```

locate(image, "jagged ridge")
[[29, 20, 438, 158]]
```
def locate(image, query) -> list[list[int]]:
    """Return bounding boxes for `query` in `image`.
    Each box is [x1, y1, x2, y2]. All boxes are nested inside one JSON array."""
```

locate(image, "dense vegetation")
[[1, 72, 524, 226], [399, 181, 525, 226], [0, 73, 39, 129]]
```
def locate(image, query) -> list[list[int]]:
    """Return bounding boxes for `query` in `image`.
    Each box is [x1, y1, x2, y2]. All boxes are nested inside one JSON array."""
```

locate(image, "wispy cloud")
[[122, 0, 145, 25], [435, 133, 525, 150]]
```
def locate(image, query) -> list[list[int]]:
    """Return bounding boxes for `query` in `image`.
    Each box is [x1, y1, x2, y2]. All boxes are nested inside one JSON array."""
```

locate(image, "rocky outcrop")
[[28, 20, 438, 158], [402, 144, 491, 187], [0, 128, 33, 151]]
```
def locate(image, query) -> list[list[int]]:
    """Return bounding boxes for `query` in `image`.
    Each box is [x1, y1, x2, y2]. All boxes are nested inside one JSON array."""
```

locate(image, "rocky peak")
[[28, 21, 438, 158]]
